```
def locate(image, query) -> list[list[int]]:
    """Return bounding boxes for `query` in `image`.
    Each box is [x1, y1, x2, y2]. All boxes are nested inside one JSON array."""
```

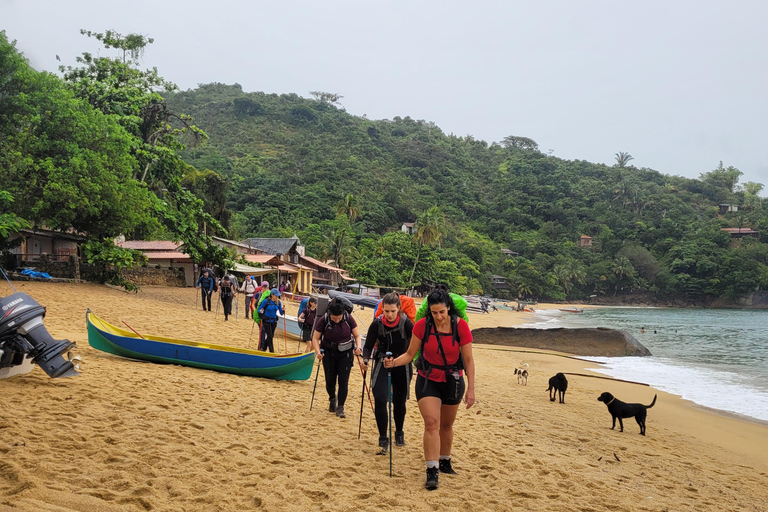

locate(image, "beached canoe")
[[274, 314, 303, 341], [86, 311, 315, 380]]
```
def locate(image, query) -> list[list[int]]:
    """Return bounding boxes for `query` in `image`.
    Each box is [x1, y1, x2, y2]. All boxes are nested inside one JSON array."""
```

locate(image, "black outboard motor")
[[0, 292, 80, 378]]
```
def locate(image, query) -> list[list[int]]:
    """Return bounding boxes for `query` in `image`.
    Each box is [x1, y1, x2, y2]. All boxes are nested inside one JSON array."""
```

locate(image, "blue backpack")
[[297, 297, 309, 328]]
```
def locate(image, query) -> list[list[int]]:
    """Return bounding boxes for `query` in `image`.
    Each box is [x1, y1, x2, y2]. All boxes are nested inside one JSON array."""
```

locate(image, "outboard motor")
[[0, 292, 80, 378]]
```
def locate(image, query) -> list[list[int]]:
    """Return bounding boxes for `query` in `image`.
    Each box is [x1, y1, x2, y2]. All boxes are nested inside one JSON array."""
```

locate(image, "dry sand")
[[1, 282, 767, 511]]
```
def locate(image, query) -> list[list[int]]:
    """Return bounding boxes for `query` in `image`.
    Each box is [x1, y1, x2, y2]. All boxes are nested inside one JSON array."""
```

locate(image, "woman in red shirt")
[[384, 288, 475, 490]]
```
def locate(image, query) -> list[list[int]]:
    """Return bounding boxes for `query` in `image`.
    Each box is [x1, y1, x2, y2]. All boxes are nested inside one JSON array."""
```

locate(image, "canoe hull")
[[87, 312, 315, 380]]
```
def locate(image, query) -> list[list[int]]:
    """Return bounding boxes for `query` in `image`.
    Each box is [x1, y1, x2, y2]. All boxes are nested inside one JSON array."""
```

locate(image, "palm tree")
[[409, 206, 446, 285], [334, 193, 361, 223], [615, 152, 634, 168], [331, 194, 362, 266], [611, 257, 635, 296]]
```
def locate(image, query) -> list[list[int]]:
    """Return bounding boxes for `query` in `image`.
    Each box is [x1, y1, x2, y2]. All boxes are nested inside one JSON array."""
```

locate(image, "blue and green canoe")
[[86, 311, 315, 380]]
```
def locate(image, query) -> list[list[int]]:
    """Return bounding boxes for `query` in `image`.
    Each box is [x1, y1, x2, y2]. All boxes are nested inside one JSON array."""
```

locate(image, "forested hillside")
[[166, 84, 768, 302]]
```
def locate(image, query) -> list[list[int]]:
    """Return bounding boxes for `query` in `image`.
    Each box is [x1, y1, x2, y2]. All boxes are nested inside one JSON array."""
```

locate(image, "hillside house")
[[401, 222, 415, 235], [579, 235, 593, 248]]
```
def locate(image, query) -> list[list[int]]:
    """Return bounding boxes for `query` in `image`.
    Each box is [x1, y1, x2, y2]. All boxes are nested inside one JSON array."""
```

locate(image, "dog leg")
[[618, 417, 624, 432]]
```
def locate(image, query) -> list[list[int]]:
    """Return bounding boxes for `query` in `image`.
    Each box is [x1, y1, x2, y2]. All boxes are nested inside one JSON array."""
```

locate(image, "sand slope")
[[1, 282, 766, 511]]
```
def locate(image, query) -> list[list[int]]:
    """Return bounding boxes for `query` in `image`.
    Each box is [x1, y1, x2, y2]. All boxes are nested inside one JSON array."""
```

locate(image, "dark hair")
[[426, 289, 457, 318], [328, 298, 345, 316], [381, 292, 401, 307], [308, 298, 317, 305]]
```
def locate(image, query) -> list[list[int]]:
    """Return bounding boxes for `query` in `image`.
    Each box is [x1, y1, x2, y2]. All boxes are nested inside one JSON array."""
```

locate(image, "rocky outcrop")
[[471, 327, 652, 357]]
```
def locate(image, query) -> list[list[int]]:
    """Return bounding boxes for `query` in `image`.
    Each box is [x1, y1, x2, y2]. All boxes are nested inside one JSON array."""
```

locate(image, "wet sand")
[[1, 282, 766, 511]]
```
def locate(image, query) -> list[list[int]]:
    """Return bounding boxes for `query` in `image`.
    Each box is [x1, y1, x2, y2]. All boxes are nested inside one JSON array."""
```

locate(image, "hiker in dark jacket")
[[361, 292, 414, 455], [312, 298, 363, 419], [297, 298, 318, 352], [257, 288, 284, 352], [196, 270, 215, 311], [219, 275, 235, 321]]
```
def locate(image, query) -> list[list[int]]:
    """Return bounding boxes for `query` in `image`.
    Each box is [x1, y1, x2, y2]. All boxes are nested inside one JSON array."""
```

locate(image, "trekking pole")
[[355, 354, 375, 413], [215, 293, 220, 317], [283, 313, 288, 354], [386, 351, 393, 477], [248, 319, 256, 348], [234, 295, 238, 322], [195, 288, 198, 309], [358, 365, 367, 440], [310, 349, 324, 410]]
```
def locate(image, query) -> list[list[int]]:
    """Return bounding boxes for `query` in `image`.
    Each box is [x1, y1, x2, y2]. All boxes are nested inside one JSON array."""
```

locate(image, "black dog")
[[597, 392, 657, 435], [546, 373, 568, 403]]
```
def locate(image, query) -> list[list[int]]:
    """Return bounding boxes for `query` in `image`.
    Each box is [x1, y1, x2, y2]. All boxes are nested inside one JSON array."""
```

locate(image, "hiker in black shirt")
[[360, 292, 414, 455], [313, 298, 362, 419], [219, 275, 234, 321]]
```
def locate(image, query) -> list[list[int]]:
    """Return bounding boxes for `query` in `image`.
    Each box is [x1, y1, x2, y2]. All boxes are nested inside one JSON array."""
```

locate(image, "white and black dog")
[[514, 363, 529, 385]]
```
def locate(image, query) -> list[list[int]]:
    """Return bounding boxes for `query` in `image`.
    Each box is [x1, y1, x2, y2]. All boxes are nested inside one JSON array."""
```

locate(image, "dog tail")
[[545, 384, 552, 392], [646, 395, 657, 409]]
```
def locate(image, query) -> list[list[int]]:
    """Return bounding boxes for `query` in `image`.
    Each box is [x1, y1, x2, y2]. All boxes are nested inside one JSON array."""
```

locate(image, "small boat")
[[86, 311, 315, 380], [275, 314, 303, 341], [559, 306, 583, 313]]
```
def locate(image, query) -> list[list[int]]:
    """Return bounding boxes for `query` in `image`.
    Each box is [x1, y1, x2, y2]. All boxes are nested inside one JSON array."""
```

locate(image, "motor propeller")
[[0, 292, 80, 378]]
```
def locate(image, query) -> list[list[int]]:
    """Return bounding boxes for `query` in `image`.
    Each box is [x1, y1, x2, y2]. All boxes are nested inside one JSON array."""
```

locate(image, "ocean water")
[[518, 307, 768, 423]]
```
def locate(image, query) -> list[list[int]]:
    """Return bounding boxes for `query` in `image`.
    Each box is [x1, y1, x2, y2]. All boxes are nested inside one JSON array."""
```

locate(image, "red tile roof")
[[143, 252, 192, 261], [300, 255, 343, 272], [245, 254, 276, 264]]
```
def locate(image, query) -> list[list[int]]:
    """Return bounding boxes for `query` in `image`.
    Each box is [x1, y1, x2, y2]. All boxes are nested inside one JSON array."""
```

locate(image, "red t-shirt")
[[412, 317, 472, 382]]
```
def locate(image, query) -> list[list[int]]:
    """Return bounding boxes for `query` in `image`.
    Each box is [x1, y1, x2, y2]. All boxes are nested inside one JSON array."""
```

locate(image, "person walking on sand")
[[240, 276, 258, 319], [298, 297, 318, 352], [219, 275, 235, 321], [384, 288, 475, 490], [257, 288, 284, 352], [313, 298, 363, 419], [360, 292, 414, 455], [196, 269, 215, 311]]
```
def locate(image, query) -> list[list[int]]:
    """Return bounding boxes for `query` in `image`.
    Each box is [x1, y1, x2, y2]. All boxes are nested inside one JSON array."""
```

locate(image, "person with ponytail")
[[384, 288, 475, 490]]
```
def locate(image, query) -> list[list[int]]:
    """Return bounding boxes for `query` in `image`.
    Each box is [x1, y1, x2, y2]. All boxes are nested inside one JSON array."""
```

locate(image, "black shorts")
[[415, 374, 465, 406]]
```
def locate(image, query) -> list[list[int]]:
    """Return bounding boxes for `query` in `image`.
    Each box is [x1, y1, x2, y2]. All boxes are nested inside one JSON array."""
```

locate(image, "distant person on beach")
[[298, 298, 318, 352], [257, 288, 284, 352], [219, 275, 234, 321], [313, 298, 363, 419], [384, 288, 475, 490], [240, 276, 258, 319], [196, 270, 215, 311], [361, 292, 414, 455]]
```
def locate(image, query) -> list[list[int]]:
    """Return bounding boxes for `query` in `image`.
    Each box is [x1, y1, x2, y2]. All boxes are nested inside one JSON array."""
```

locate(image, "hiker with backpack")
[[297, 297, 318, 352], [240, 276, 259, 319], [195, 269, 216, 312], [219, 275, 235, 321], [383, 288, 475, 490], [361, 292, 414, 455], [312, 298, 363, 419], [257, 288, 284, 352]]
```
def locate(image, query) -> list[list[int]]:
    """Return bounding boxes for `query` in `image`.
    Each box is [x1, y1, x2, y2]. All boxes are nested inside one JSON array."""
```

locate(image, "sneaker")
[[335, 405, 346, 418], [329, 398, 337, 413], [425, 467, 439, 490], [439, 458, 458, 475], [376, 438, 389, 456], [395, 431, 405, 447]]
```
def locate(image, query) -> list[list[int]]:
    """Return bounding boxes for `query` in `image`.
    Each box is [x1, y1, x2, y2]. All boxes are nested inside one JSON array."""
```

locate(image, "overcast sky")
[[4, 0, 767, 190]]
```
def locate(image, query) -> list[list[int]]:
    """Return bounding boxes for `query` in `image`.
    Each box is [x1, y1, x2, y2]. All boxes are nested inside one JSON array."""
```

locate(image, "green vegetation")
[[2, 29, 766, 303], [0, 30, 233, 284], [165, 83, 768, 302]]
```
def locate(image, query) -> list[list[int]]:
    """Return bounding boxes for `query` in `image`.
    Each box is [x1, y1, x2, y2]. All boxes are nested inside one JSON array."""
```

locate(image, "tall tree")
[[409, 206, 446, 285]]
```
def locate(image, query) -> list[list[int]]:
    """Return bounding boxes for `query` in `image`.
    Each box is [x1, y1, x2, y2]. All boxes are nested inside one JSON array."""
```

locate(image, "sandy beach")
[[2, 282, 767, 511]]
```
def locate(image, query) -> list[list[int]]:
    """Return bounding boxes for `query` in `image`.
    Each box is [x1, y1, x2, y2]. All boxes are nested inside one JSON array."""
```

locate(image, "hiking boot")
[[395, 431, 405, 447], [425, 467, 439, 490], [376, 437, 388, 456], [335, 405, 346, 418], [439, 458, 458, 475], [329, 398, 337, 413]]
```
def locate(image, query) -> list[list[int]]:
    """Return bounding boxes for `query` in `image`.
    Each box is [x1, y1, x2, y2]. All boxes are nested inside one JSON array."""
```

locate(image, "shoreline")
[[2, 283, 767, 511]]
